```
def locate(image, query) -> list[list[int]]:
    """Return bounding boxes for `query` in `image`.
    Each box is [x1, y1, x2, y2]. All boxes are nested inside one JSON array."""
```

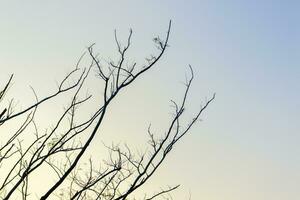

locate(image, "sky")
[[0, 1, 299, 199]]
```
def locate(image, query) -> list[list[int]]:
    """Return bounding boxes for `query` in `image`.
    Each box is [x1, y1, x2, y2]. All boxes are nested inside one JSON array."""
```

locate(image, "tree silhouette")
[[0, 21, 214, 200]]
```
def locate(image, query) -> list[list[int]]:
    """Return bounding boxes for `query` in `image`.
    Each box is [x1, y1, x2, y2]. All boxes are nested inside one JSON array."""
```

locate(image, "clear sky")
[[0, 1, 299, 199]]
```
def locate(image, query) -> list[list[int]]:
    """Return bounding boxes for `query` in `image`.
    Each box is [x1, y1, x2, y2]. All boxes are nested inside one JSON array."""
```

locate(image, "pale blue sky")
[[0, 1, 299, 199]]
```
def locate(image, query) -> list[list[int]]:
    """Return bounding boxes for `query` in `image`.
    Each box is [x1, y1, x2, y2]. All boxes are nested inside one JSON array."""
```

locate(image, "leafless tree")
[[0, 21, 215, 200]]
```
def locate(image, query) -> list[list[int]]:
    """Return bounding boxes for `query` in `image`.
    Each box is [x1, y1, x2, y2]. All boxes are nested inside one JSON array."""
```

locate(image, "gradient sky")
[[0, 1, 299, 199]]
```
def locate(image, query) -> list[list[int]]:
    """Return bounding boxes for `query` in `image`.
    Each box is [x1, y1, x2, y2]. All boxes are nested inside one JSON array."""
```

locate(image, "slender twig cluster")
[[0, 21, 214, 200]]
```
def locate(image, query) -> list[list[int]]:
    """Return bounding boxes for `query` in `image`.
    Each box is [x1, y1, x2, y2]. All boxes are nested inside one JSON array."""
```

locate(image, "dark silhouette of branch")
[[0, 20, 214, 200]]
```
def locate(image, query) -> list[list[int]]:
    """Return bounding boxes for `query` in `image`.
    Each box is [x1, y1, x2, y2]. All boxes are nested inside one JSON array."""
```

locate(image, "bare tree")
[[0, 21, 215, 200]]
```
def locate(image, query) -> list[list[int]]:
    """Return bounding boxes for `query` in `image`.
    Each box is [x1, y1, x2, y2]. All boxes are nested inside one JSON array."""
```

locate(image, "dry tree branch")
[[0, 20, 214, 200]]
